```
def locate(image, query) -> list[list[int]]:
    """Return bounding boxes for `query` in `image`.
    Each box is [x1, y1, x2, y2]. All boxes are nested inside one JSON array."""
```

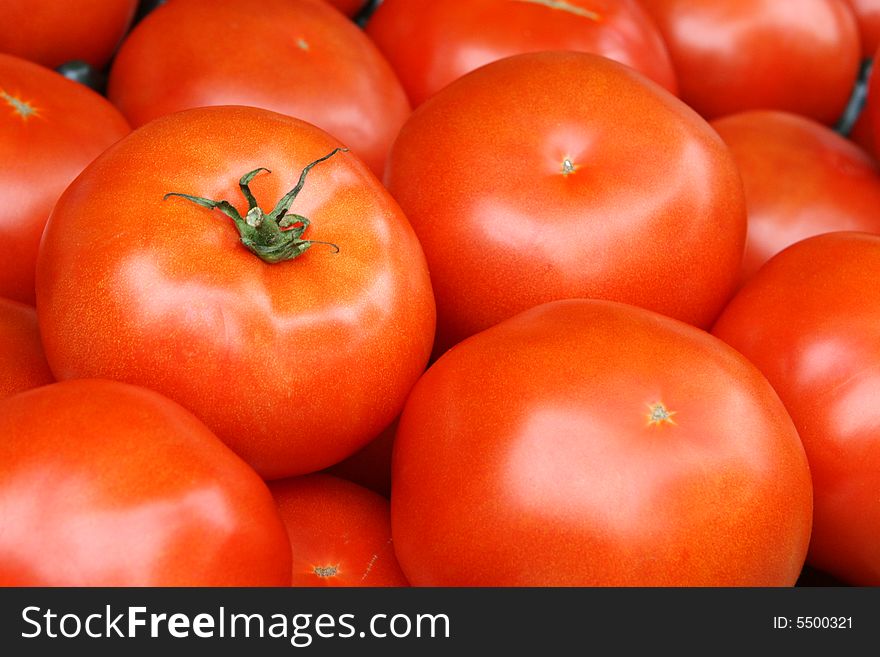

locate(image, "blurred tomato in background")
[[0, 0, 137, 69], [638, 0, 860, 124], [0, 54, 129, 305], [712, 110, 880, 284], [367, 0, 677, 106]]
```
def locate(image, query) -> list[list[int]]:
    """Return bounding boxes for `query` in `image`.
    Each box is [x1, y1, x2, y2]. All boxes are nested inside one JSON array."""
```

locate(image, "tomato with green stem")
[[36, 106, 435, 480]]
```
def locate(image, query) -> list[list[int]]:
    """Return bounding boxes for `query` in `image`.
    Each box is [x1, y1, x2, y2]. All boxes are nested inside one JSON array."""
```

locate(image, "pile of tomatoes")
[[1, 0, 879, 587]]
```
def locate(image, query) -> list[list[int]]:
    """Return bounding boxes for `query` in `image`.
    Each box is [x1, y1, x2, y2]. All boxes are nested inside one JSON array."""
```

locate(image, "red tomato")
[[107, 0, 409, 176], [385, 52, 745, 352], [366, 0, 677, 107], [0, 298, 53, 400], [638, 0, 860, 124], [325, 420, 396, 497], [0, 54, 129, 305], [270, 474, 408, 586], [713, 233, 880, 585], [711, 111, 880, 283], [845, 0, 880, 56], [0, 379, 291, 586], [36, 106, 436, 480], [392, 299, 812, 586], [0, 0, 136, 69]]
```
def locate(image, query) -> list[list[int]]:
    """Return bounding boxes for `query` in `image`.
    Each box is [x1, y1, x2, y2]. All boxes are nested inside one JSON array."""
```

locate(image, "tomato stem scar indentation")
[[1, 90, 38, 119], [646, 402, 677, 427], [314, 564, 339, 578]]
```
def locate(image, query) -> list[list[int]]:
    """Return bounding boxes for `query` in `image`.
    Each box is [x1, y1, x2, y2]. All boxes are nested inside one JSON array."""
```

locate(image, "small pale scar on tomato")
[[561, 158, 578, 176], [511, 0, 601, 21], [1, 90, 38, 120], [361, 553, 380, 582], [314, 564, 339, 578], [296, 37, 310, 51], [646, 402, 677, 427]]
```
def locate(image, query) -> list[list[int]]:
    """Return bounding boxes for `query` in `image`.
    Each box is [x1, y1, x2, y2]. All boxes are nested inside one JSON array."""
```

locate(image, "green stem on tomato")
[[163, 148, 347, 264]]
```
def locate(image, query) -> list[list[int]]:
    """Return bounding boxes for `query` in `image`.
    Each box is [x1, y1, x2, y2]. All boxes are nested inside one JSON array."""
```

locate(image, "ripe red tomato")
[[0, 379, 292, 586], [270, 474, 408, 586], [711, 111, 880, 283], [392, 299, 812, 586], [0, 298, 53, 400], [638, 0, 860, 124], [325, 420, 396, 497], [0, 0, 136, 69], [0, 54, 130, 305], [107, 0, 409, 176], [366, 0, 677, 107], [36, 106, 435, 480], [386, 52, 745, 352], [845, 0, 880, 56], [713, 232, 880, 586]]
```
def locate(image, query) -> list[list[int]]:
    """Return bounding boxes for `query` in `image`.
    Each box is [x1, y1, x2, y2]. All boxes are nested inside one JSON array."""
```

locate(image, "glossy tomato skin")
[[366, 0, 677, 107], [711, 111, 880, 284], [0, 379, 292, 586], [638, 0, 860, 124], [0, 298, 53, 399], [393, 300, 812, 586], [386, 52, 745, 352], [107, 0, 409, 176], [713, 233, 880, 585], [36, 106, 436, 480], [0, 54, 130, 305], [0, 0, 136, 69], [270, 474, 408, 586]]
